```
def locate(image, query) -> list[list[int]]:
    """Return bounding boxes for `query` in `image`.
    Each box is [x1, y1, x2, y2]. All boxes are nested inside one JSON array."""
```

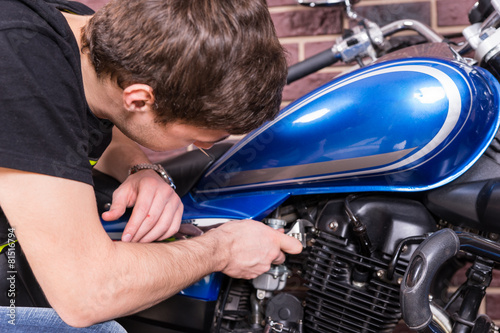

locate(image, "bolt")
[[376, 270, 385, 278], [328, 221, 339, 231]]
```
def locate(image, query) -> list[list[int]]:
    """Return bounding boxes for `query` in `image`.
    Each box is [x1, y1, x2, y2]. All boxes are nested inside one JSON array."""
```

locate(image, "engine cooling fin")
[[304, 231, 408, 333]]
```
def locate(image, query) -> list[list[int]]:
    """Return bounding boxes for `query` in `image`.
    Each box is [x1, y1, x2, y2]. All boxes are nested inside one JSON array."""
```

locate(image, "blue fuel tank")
[[182, 57, 500, 221]]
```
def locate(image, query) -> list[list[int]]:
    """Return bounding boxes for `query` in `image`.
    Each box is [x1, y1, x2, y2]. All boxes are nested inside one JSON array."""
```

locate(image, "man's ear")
[[123, 84, 155, 112]]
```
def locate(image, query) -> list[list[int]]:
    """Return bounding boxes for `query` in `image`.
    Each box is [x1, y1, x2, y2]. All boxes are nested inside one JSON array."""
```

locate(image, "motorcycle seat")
[[158, 142, 234, 197]]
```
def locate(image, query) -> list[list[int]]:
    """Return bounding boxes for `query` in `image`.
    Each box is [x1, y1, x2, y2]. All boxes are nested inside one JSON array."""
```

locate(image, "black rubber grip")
[[286, 48, 339, 84]]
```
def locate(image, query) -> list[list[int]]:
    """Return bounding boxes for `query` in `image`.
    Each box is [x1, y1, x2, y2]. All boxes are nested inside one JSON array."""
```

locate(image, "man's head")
[[81, 0, 287, 135]]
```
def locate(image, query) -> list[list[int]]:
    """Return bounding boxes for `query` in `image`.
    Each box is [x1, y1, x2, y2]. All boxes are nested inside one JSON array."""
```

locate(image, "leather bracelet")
[[129, 163, 176, 189]]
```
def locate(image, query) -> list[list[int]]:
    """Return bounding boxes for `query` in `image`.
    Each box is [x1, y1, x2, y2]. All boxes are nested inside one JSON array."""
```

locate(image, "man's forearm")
[[52, 231, 226, 327], [54, 219, 299, 328]]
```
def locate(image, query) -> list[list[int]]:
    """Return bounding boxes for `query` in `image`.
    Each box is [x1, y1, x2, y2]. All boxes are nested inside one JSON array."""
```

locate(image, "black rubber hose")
[[400, 229, 460, 331], [286, 48, 339, 84]]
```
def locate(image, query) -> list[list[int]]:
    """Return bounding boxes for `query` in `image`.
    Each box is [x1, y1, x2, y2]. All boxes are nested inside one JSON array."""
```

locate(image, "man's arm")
[[95, 127, 183, 242], [0, 168, 302, 327]]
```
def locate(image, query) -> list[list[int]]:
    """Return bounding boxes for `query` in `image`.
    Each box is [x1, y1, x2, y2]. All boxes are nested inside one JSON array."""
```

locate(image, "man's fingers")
[[278, 232, 303, 254], [123, 190, 157, 242], [136, 201, 182, 242], [101, 191, 129, 221], [271, 251, 286, 265], [126, 187, 182, 243], [156, 206, 184, 241]]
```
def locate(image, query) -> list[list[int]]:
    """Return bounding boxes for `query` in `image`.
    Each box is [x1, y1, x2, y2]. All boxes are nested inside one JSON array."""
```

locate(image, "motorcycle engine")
[[214, 195, 438, 333], [302, 196, 437, 333]]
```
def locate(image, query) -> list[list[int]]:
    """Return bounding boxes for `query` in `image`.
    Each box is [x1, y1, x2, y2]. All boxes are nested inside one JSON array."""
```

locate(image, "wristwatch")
[[129, 163, 176, 189]]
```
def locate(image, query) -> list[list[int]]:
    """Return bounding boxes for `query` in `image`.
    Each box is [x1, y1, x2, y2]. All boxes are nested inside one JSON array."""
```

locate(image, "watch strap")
[[129, 163, 176, 190]]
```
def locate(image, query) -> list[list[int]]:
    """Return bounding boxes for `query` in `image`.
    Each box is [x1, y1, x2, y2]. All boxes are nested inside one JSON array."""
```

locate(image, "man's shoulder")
[[0, 0, 93, 33], [0, 0, 60, 33], [0, 0, 97, 186]]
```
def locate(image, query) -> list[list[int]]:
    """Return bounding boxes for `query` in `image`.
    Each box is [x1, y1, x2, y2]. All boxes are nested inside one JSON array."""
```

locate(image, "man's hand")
[[206, 220, 303, 279], [101, 169, 183, 243]]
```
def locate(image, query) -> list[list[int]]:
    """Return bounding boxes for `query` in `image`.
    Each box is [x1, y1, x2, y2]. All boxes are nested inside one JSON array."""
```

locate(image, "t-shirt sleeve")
[[0, 27, 95, 184]]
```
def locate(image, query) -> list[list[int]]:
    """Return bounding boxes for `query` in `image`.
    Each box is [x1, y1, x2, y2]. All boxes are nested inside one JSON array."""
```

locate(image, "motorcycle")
[[94, 0, 500, 331]]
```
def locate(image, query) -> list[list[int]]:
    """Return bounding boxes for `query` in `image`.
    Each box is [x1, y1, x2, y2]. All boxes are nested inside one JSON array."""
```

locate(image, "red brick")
[[450, 264, 470, 287], [436, 0, 477, 27], [305, 40, 336, 59], [282, 72, 339, 101], [486, 293, 500, 320], [267, 0, 298, 6], [271, 7, 343, 38], [283, 43, 300, 66], [354, 2, 431, 27], [490, 269, 500, 288]]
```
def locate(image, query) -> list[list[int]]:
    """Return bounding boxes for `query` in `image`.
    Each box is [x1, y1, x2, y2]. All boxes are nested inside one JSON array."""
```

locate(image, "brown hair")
[[81, 0, 287, 134]]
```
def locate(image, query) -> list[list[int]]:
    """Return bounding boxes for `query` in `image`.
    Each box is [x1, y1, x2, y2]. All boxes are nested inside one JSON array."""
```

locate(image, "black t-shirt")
[[0, 0, 113, 185]]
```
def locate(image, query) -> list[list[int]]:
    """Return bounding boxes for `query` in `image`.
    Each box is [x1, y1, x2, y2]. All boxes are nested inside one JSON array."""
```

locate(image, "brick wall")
[[77, 0, 500, 330], [268, 0, 479, 103]]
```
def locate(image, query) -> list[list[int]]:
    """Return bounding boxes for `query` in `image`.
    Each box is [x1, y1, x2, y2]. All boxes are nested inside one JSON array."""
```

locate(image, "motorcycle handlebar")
[[285, 19, 443, 85], [286, 48, 340, 84], [380, 20, 443, 43]]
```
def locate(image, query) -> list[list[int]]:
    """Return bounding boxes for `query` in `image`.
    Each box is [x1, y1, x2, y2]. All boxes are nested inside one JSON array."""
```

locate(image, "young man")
[[0, 0, 302, 330]]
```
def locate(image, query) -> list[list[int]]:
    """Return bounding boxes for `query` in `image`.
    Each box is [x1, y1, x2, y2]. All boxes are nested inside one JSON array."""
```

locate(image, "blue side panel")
[[179, 272, 223, 301], [181, 191, 291, 220]]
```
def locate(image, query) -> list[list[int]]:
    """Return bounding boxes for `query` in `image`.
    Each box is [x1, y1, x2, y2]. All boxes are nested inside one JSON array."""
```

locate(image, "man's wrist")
[[129, 163, 176, 189], [199, 228, 230, 273]]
